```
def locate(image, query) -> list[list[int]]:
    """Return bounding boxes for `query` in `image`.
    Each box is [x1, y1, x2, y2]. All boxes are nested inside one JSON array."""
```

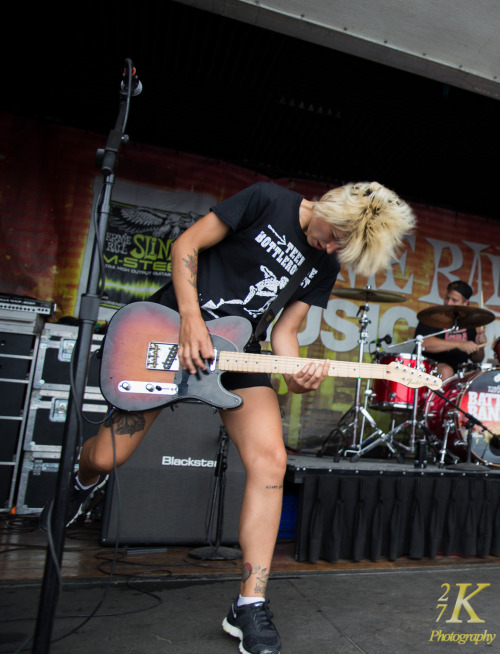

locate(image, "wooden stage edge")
[[1, 454, 500, 588]]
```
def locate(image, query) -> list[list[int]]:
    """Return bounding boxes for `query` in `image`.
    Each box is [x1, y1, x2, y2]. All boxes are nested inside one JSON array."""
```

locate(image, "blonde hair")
[[312, 182, 416, 276]]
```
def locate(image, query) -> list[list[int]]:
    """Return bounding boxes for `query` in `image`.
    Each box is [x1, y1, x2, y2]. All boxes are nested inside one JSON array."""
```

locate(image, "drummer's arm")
[[421, 335, 481, 357], [471, 328, 486, 363]]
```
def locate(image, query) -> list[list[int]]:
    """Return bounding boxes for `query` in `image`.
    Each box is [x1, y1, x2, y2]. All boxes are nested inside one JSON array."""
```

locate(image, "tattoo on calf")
[[103, 411, 146, 437], [241, 562, 269, 594]]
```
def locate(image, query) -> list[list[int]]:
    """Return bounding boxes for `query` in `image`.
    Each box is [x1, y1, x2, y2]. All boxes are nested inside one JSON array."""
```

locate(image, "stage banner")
[[100, 200, 202, 309], [3, 116, 500, 453]]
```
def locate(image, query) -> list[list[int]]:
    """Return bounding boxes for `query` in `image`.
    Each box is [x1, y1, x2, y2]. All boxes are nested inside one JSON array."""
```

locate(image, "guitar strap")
[[253, 250, 323, 343]]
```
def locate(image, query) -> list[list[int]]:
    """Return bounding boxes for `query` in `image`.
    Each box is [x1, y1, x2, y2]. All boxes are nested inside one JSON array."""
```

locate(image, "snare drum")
[[369, 353, 436, 412], [424, 368, 500, 466]]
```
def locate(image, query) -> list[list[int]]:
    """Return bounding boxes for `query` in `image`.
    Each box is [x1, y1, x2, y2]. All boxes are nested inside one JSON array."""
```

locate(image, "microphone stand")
[[32, 59, 139, 653], [189, 427, 242, 561]]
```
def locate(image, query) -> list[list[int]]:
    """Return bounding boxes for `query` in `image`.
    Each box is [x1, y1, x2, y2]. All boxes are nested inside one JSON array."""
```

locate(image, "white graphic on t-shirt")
[[254, 230, 305, 274], [202, 266, 289, 318], [266, 225, 287, 246]]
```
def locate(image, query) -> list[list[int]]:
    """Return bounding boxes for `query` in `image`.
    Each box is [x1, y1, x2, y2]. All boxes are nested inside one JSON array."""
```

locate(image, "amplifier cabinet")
[[101, 403, 246, 547]]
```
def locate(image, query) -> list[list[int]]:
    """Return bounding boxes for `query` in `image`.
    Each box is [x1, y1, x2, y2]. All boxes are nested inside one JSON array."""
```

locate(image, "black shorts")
[[222, 339, 274, 390], [222, 371, 273, 391]]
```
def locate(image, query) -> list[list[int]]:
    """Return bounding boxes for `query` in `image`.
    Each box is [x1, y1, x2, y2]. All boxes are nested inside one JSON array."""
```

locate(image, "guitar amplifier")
[[100, 402, 246, 547]]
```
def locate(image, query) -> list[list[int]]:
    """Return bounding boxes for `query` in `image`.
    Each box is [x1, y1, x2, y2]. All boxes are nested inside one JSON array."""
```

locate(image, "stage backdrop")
[[1, 112, 500, 450]]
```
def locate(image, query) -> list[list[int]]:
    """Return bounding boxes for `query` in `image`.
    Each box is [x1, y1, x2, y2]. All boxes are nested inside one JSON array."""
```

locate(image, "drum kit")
[[321, 286, 500, 469]]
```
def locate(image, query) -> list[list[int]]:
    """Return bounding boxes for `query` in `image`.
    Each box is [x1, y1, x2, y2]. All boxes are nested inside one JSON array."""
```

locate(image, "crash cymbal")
[[417, 305, 495, 329], [333, 287, 407, 303]]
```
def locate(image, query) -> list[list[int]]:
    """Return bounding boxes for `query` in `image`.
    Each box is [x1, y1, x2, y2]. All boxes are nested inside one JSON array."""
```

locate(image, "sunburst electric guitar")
[[99, 301, 442, 412]]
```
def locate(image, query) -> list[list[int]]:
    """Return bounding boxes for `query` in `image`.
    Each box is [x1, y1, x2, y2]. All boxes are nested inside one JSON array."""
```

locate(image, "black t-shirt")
[[414, 321, 477, 372], [154, 182, 340, 330]]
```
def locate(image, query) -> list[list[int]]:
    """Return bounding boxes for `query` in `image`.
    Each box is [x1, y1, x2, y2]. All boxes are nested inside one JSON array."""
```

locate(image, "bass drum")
[[424, 368, 500, 466]]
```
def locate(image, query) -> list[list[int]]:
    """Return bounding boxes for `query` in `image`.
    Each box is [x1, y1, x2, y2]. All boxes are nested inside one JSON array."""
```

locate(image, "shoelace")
[[251, 601, 275, 631]]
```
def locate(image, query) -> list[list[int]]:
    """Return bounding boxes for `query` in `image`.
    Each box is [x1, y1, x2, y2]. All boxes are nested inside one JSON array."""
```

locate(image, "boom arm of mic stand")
[[32, 69, 135, 654]]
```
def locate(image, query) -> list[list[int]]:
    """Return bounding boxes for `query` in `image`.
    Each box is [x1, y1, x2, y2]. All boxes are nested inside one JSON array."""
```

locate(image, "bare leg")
[[77, 408, 162, 485], [220, 386, 287, 598], [437, 362, 454, 381]]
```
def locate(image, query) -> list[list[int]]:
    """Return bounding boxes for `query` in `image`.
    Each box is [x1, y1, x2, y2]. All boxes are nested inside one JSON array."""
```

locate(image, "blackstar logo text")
[[162, 456, 216, 468]]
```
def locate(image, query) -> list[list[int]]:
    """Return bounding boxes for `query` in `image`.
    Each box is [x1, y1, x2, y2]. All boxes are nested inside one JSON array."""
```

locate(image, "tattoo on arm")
[[103, 411, 146, 437], [265, 484, 283, 490], [182, 249, 198, 289]]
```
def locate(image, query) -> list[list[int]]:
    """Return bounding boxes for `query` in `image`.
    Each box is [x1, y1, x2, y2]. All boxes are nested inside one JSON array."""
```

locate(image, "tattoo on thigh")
[[103, 411, 146, 437], [241, 562, 269, 594]]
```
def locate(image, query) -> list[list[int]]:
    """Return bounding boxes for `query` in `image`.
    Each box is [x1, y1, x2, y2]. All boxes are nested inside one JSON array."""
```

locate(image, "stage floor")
[[2, 455, 500, 652], [1, 514, 500, 654]]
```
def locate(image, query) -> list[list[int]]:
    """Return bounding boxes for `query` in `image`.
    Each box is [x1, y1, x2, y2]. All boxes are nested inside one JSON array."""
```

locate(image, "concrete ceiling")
[[177, 0, 500, 100]]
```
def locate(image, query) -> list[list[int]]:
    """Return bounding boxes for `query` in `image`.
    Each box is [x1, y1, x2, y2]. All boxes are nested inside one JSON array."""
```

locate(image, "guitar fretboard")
[[218, 352, 388, 379]]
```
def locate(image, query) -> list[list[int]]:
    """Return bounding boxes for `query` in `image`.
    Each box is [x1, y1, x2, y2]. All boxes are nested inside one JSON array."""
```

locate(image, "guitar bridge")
[[147, 342, 180, 371]]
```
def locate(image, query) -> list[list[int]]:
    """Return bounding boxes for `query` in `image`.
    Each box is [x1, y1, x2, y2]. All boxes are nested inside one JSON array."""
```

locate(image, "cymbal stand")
[[350, 335, 430, 462], [338, 303, 393, 458], [319, 303, 374, 458]]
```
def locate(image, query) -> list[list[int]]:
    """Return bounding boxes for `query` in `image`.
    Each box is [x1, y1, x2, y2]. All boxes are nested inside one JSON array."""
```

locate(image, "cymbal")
[[417, 305, 495, 329], [333, 287, 407, 303]]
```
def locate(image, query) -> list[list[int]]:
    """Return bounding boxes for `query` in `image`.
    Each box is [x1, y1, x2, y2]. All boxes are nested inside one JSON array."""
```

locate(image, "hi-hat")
[[417, 305, 495, 329], [333, 287, 407, 303]]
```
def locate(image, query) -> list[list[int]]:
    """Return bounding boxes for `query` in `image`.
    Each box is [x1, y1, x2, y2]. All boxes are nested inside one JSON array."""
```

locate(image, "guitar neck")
[[218, 351, 388, 379]]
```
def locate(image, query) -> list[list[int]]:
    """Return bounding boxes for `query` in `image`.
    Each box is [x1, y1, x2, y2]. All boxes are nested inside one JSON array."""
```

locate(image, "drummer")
[[414, 280, 486, 380]]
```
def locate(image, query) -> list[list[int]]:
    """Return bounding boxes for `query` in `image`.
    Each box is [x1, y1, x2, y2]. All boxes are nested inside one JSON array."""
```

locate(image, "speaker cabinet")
[[100, 403, 245, 546]]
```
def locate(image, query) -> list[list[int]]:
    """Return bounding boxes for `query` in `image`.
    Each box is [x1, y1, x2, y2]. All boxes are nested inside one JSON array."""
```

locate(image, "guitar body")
[[100, 302, 253, 411], [100, 302, 442, 413]]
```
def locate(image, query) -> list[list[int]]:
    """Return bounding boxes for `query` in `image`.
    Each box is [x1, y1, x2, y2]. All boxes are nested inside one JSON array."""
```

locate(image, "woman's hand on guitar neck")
[[285, 359, 330, 394], [178, 313, 215, 375]]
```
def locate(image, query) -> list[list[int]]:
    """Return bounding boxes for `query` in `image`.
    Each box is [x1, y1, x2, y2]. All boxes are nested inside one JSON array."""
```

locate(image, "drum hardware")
[[351, 334, 430, 462], [423, 368, 500, 469], [318, 297, 373, 458], [433, 417, 461, 468], [319, 285, 404, 459], [428, 386, 496, 471]]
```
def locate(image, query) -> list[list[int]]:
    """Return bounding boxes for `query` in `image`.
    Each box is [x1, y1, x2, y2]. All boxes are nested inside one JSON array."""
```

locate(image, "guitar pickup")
[[118, 381, 178, 396]]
